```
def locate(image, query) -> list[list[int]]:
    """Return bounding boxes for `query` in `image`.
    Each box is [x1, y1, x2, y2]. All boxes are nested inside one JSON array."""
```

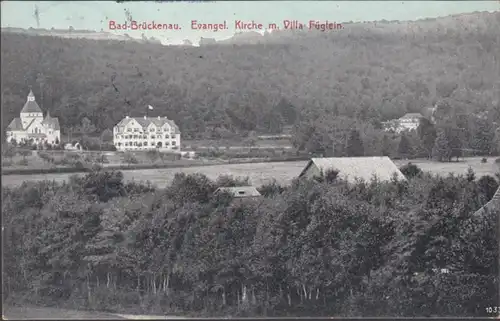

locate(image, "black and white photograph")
[[1, 0, 500, 319]]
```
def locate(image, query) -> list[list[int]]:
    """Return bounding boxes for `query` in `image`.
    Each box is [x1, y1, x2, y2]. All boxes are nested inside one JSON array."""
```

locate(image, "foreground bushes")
[[2, 169, 498, 317]]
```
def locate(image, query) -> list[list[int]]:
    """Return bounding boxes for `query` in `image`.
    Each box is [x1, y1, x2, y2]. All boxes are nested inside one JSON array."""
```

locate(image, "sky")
[[1, 1, 499, 45]]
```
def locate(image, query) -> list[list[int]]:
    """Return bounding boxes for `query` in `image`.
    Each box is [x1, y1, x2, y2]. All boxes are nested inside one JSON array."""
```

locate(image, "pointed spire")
[[27, 89, 35, 101]]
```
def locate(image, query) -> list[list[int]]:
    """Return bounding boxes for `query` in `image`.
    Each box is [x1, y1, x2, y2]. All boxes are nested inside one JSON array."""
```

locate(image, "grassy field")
[[2, 305, 126, 319], [2, 157, 499, 189]]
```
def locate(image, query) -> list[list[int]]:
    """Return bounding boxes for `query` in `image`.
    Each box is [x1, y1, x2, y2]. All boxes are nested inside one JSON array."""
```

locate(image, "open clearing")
[[2, 157, 499, 189]]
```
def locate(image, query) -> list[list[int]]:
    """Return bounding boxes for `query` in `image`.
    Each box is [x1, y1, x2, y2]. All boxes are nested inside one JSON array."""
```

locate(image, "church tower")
[[20, 90, 43, 128]]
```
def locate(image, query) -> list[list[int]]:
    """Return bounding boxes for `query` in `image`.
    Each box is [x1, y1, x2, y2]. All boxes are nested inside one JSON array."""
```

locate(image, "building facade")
[[383, 113, 424, 133], [113, 115, 181, 151], [6, 90, 61, 145]]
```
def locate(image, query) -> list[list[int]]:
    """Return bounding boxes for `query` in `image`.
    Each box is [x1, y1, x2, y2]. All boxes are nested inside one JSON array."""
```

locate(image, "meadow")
[[2, 157, 499, 188]]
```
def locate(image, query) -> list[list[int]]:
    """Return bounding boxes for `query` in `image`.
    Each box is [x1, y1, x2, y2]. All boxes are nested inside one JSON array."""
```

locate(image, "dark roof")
[[116, 116, 180, 134], [214, 186, 262, 198], [20, 90, 43, 113], [299, 156, 406, 183], [6, 118, 23, 130]]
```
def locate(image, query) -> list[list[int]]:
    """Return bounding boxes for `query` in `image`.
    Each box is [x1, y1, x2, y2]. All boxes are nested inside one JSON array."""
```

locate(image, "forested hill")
[[1, 11, 499, 139]]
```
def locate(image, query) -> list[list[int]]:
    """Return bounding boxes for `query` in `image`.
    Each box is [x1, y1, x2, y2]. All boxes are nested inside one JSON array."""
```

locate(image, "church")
[[5, 90, 61, 146]]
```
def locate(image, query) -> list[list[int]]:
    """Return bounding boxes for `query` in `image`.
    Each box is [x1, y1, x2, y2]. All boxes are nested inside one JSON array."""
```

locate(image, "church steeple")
[[27, 90, 35, 102], [21, 89, 43, 115]]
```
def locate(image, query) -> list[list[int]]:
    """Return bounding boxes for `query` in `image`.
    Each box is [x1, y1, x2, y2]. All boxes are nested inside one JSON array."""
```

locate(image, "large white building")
[[113, 115, 181, 151], [6, 90, 61, 145]]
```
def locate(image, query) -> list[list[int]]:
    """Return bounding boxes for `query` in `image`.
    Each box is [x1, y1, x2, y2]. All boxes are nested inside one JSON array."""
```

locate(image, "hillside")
[[0, 27, 160, 44], [1, 11, 499, 141]]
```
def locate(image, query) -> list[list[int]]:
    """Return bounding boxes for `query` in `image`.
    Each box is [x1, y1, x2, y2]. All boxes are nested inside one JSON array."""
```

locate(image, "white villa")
[[6, 90, 61, 145], [113, 115, 181, 151], [383, 113, 424, 133]]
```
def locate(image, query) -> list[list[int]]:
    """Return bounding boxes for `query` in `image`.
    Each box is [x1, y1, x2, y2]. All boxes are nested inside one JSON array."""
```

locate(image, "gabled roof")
[[116, 116, 180, 134], [20, 90, 43, 113], [299, 156, 407, 183], [399, 113, 423, 120], [475, 187, 500, 215], [214, 186, 262, 198], [6, 118, 23, 131], [41, 112, 61, 130]]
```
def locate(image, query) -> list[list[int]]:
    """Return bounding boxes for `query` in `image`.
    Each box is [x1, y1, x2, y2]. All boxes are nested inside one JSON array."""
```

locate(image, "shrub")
[[96, 154, 109, 164], [258, 180, 285, 197], [481, 157, 487, 163], [16, 159, 28, 166], [325, 169, 340, 183], [73, 161, 85, 169], [122, 152, 138, 165], [400, 162, 423, 179], [477, 175, 499, 200]]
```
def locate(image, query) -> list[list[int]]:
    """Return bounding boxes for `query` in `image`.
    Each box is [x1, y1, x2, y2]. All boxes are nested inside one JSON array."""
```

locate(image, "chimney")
[[144, 115, 147, 119], [158, 116, 161, 120], [125, 116, 129, 119]]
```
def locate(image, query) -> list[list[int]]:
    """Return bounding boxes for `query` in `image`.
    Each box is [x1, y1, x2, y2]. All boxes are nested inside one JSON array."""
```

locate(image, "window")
[[151, 135, 155, 139], [165, 134, 170, 139], [117, 142, 122, 146], [151, 142, 155, 146], [134, 128, 139, 132], [150, 127, 156, 132], [127, 128, 132, 132], [165, 141, 170, 145], [143, 135, 147, 139], [172, 141, 176, 146]]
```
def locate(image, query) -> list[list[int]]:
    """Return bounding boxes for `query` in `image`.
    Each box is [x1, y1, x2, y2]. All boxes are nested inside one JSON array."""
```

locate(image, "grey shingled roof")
[[6, 118, 23, 130], [20, 90, 43, 113], [475, 187, 500, 215], [299, 156, 407, 183], [214, 186, 262, 198], [116, 116, 180, 134]]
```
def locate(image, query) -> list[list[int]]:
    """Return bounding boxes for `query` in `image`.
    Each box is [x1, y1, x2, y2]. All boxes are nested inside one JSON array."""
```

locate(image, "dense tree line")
[[2, 168, 499, 317], [1, 12, 499, 144]]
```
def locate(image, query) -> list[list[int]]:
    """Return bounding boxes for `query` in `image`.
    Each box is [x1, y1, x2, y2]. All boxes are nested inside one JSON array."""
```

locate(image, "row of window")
[[115, 134, 173, 140], [125, 127, 170, 133], [31, 128, 53, 134], [116, 141, 177, 147]]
